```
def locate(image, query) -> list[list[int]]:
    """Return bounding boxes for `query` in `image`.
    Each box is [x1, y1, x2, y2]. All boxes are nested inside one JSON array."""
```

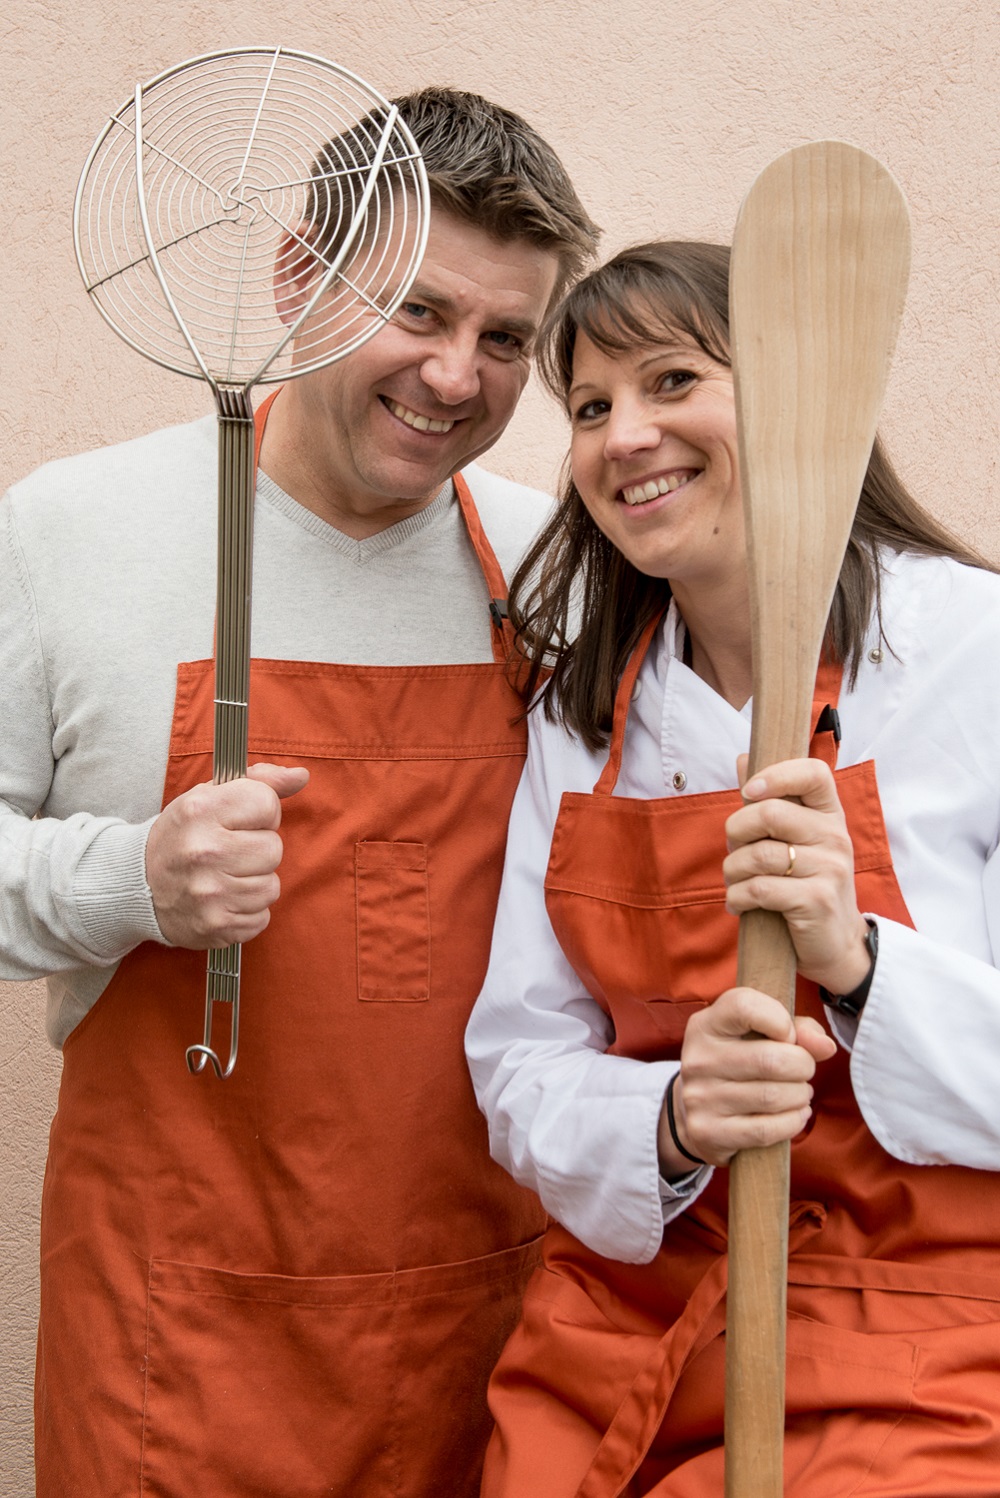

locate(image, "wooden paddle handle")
[[725, 909, 797, 1496], [724, 677, 811, 1496]]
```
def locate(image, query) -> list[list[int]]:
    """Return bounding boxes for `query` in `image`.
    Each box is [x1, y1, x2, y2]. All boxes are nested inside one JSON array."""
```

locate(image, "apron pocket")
[[781, 1314, 919, 1496], [355, 840, 430, 1001], [140, 1258, 401, 1498], [140, 1243, 537, 1498], [650, 1313, 919, 1496], [387, 1238, 543, 1498]]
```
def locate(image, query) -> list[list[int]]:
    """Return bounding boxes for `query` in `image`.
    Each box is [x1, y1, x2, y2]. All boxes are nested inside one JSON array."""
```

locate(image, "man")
[[0, 87, 597, 1496]]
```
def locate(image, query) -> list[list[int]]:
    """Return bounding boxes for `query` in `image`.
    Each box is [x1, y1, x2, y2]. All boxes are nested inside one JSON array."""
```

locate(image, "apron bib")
[[36, 396, 545, 1498], [483, 614, 1000, 1498]]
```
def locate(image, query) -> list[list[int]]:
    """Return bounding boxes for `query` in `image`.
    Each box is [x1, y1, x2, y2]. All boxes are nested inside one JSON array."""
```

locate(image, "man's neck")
[[256, 391, 446, 541]]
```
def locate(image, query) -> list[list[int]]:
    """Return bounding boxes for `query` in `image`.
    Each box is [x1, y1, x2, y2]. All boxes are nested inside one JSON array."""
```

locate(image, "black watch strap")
[[819, 920, 878, 1018]]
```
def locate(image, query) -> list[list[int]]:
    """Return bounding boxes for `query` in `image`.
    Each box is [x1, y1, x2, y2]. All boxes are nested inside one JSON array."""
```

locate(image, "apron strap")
[[453, 471, 516, 666], [594, 610, 666, 796], [809, 655, 845, 770], [574, 1252, 729, 1498], [253, 388, 282, 467]]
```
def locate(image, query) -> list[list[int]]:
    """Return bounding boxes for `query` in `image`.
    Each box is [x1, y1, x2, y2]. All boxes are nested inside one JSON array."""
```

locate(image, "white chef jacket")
[[466, 550, 1000, 1264]]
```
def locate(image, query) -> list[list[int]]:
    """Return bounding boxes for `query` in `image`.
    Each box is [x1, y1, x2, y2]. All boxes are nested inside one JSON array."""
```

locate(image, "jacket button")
[[672, 770, 687, 791], [868, 647, 884, 664]]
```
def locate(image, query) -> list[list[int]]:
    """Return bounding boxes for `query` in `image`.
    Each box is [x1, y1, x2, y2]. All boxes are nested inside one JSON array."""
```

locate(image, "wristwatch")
[[819, 919, 878, 1018]]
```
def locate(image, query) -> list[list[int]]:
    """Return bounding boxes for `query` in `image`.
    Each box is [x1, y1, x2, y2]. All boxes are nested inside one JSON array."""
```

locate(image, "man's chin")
[[370, 452, 463, 502], [361, 424, 502, 506]]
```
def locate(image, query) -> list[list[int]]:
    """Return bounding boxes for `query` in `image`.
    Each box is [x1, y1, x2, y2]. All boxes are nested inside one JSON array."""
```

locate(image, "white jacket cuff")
[[848, 917, 1000, 1168]]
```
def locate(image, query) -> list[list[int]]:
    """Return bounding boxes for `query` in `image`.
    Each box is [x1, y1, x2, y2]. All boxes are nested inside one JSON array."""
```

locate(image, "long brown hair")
[[512, 240, 993, 749]]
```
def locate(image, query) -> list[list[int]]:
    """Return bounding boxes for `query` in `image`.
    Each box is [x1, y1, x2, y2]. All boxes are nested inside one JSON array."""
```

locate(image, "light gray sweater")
[[0, 415, 551, 1044]]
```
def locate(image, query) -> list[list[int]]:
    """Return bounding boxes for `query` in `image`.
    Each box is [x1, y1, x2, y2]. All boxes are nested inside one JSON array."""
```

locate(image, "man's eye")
[[484, 331, 523, 353], [400, 302, 431, 321]]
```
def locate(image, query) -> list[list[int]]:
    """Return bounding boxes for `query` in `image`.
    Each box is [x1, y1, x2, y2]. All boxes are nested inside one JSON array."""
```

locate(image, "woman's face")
[[568, 327, 744, 593]]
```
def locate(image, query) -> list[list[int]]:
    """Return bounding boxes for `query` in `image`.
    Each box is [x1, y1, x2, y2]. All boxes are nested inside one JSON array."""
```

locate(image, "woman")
[[466, 241, 1000, 1496]]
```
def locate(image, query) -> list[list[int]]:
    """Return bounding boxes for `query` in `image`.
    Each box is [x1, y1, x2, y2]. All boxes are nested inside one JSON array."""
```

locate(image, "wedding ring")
[[783, 844, 796, 877]]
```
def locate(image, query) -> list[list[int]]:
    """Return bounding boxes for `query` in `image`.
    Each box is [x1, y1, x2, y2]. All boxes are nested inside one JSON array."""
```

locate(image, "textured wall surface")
[[3, 0, 999, 1489]]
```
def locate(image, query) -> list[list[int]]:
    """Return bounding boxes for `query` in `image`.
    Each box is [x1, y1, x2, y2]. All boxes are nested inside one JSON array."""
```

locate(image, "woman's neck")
[[672, 575, 754, 710]]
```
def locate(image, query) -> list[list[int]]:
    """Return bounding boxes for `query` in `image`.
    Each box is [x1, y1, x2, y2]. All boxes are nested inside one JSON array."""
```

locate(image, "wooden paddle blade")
[[732, 140, 911, 777], [724, 143, 911, 1498]]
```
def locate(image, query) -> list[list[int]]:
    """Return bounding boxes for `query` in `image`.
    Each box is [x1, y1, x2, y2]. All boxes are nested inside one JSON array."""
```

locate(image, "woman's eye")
[[658, 369, 696, 394], [572, 399, 609, 423]]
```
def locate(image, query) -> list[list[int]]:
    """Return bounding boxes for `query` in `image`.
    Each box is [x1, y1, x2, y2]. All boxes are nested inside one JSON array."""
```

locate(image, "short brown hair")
[[513, 239, 995, 747], [392, 87, 599, 301]]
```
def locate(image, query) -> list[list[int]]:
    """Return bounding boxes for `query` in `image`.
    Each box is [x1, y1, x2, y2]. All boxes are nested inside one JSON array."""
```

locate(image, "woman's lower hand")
[[722, 754, 872, 995], [657, 987, 837, 1175]]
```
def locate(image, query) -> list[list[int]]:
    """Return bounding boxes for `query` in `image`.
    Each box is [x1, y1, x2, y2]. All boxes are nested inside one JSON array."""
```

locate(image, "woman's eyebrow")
[[635, 344, 696, 368]]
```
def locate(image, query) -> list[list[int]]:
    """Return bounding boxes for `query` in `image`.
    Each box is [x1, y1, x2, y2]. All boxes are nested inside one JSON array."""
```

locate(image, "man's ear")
[[273, 227, 323, 329]]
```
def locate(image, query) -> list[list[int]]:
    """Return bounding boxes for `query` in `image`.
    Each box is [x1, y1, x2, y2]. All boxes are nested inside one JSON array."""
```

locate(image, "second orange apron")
[[483, 616, 1000, 1498]]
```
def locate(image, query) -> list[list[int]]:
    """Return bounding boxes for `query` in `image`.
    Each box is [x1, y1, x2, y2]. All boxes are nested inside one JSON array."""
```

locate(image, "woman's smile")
[[619, 468, 700, 506]]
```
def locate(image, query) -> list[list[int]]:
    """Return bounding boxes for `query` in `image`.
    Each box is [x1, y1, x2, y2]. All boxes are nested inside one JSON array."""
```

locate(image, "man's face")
[[273, 211, 561, 534]]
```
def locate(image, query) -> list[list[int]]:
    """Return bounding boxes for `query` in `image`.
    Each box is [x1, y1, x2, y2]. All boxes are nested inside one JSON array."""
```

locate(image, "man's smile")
[[382, 396, 458, 434]]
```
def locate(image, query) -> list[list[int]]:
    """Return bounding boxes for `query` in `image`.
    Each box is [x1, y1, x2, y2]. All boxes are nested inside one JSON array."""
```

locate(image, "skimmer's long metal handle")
[[186, 387, 256, 1078]]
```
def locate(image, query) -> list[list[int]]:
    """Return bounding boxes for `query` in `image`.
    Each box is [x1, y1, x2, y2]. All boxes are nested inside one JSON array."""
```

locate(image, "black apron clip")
[[816, 704, 842, 744]]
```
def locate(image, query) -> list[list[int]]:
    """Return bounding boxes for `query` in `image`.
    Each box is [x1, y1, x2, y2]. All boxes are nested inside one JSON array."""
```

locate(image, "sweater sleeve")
[[0, 496, 164, 978]]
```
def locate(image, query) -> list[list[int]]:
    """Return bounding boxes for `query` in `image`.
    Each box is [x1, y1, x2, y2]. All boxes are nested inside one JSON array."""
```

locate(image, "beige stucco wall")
[[3, 0, 999, 1489]]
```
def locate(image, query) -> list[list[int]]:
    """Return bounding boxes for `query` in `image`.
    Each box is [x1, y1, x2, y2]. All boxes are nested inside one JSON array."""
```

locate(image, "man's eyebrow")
[[401, 283, 540, 339], [402, 281, 451, 311], [495, 315, 543, 340]]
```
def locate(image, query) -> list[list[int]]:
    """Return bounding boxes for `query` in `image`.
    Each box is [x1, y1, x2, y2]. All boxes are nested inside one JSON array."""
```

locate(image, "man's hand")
[[145, 763, 309, 948]]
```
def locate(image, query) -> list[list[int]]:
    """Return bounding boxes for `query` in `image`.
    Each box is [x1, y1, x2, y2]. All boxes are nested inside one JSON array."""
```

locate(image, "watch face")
[[834, 989, 866, 1019]]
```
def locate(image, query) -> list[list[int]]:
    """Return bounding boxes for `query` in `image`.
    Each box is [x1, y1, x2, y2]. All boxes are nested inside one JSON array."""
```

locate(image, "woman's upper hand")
[[658, 986, 837, 1175], [722, 754, 873, 996]]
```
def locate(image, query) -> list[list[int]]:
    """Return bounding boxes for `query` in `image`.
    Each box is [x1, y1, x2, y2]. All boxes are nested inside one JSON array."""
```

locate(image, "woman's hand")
[[657, 987, 837, 1174], [722, 755, 872, 995]]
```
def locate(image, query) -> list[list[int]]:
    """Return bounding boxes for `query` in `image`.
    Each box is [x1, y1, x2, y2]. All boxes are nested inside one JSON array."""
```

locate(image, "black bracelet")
[[666, 1071, 706, 1166], [819, 919, 878, 1019]]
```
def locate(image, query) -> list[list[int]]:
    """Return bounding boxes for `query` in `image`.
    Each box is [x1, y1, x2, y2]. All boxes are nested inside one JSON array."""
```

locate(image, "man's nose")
[[420, 338, 482, 406]]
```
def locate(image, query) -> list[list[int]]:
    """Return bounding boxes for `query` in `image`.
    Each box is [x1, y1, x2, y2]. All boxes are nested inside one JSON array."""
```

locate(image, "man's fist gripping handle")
[[146, 762, 309, 948]]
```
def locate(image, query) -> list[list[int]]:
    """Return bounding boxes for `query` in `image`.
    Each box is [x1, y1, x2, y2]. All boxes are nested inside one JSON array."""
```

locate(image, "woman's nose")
[[603, 401, 661, 460]]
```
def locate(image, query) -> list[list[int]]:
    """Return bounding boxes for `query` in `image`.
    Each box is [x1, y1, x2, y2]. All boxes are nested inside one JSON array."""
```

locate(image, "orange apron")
[[35, 398, 545, 1497], [483, 615, 1000, 1498]]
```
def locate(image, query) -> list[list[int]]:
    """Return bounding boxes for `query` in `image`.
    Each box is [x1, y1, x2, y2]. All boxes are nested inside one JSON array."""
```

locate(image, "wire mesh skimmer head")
[[74, 46, 430, 390], [74, 48, 430, 1081]]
